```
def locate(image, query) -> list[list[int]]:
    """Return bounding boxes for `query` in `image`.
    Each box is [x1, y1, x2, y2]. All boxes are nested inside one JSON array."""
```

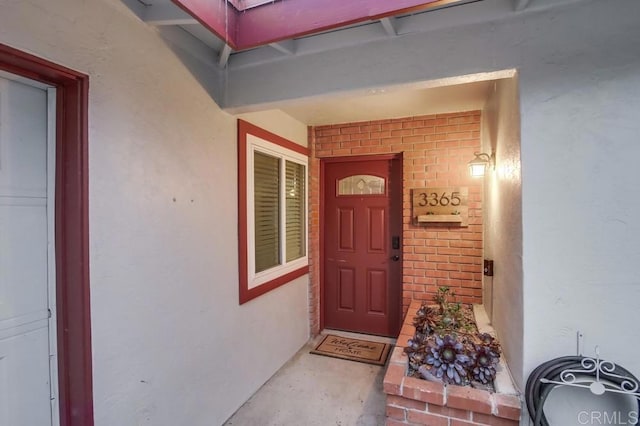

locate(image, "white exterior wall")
[[0, 1, 309, 425], [482, 77, 524, 389], [224, 0, 640, 392], [519, 13, 640, 381]]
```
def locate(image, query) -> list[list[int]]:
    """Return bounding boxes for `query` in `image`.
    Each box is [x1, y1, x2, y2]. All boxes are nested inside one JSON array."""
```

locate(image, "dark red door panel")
[[323, 158, 401, 336]]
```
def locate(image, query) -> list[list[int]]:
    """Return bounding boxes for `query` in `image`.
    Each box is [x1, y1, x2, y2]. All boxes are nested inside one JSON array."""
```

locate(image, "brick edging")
[[383, 300, 521, 425]]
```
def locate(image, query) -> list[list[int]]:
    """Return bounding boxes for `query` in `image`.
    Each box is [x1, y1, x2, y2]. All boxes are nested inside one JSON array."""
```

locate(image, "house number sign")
[[416, 191, 463, 207], [412, 187, 469, 227]]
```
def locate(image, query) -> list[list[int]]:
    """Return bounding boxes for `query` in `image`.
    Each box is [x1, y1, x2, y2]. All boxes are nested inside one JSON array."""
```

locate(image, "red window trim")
[[237, 119, 310, 304], [0, 43, 93, 426]]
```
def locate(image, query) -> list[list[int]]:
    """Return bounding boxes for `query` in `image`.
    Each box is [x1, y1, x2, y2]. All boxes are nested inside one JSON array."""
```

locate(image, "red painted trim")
[[171, 0, 453, 50], [240, 266, 310, 304], [239, 119, 309, 157], [318, 160, 326, 332], [0, 43, 93, 426], [171, 0, 239, 49], [237, 119, 310, 304], [389, 154, 404, 335], [238, 120, 249, 303], [236, 0, 443, 49]]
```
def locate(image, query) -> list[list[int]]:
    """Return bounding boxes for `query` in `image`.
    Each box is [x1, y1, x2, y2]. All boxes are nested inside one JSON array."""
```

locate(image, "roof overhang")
[[171, 0, 453, 50]]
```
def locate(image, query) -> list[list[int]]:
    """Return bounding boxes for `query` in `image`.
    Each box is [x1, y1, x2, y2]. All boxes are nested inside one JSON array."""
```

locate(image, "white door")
[[0, 73, 58, 425]]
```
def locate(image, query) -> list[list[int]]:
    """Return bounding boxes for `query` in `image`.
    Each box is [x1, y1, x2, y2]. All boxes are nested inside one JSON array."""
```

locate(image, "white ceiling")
[[277, 79, 493, 126]]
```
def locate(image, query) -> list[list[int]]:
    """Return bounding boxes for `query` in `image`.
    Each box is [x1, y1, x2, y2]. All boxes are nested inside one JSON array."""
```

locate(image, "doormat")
[[310, 334, 392, 366]]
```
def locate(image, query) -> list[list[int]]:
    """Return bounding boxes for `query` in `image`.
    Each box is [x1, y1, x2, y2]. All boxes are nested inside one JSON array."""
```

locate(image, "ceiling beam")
[[142, 3, 198, 26], [218, 43, 232, 68], [171, 0, 238, 48], [269, 40, 296, 55], [513, 0, 532, 11], [380, 17, 398, 37]]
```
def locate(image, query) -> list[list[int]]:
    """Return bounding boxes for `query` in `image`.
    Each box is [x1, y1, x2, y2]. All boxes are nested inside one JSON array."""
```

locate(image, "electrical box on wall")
[[484, 259, 494, 276], [411, 187, 469, 227]]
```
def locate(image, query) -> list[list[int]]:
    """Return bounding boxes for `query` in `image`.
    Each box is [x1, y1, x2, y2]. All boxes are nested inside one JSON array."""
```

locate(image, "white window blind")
[[254, 151, 281, 273], [285, 160, 306, 262]]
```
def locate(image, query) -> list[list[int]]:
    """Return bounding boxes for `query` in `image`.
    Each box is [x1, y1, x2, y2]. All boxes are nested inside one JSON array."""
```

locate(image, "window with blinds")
[[254, 152, 280, 273], [250, 146, 307, 277], [285, 161, 306, 262], [239, 120, 309, 303]]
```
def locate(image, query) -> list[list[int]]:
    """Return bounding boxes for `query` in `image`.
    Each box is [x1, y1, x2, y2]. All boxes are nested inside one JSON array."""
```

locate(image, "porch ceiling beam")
[[171, 0, 239, 48], [513, 0, 532, 11], [269, 40, 296, 56], [142, 3, 198, 26], [236, 0, 444, 49], [380, 17, 398, 37], [218, 43, 233, 68]]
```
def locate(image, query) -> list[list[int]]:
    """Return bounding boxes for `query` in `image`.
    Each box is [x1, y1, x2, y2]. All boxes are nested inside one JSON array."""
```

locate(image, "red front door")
[[323, 157, 402, 337]]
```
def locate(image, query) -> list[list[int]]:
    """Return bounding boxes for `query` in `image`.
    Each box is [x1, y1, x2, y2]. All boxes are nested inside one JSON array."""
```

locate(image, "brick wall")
[[309, 111, 484, 334]]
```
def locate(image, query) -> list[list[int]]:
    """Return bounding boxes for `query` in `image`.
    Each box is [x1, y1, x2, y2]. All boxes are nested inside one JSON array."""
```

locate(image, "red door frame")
[[319, 153, 403, 334], [0, 44, 93, 426]]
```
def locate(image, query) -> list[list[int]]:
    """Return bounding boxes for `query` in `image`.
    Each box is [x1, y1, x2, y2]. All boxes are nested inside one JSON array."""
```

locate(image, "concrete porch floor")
[[224, 331, 396, 426]]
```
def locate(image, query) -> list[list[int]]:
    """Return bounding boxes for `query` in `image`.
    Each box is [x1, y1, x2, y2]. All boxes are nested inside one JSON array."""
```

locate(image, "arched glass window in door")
[[338, 175, 385, 195]]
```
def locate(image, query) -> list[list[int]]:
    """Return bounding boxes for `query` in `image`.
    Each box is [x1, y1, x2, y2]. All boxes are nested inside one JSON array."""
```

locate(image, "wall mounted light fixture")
[[468, 152, 495, 177]]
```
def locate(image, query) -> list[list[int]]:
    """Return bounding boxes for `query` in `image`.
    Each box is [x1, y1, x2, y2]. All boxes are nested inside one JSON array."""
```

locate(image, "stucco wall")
[[0, 1, 309, 425], [223, 0, 640, 399], [482, 77, 524, 390], [519, 11, 640, 383]]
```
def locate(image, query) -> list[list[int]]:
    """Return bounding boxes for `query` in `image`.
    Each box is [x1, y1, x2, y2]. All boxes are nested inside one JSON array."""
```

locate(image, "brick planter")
[[383, 300, 521, 426]]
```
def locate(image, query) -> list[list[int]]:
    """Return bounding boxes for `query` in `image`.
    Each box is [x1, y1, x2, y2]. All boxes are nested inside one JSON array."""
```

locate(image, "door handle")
[[390, 255, 400, 261]]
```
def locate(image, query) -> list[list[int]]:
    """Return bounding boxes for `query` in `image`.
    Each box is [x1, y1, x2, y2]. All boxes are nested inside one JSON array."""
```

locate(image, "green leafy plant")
[[432, 286, 471, 334]]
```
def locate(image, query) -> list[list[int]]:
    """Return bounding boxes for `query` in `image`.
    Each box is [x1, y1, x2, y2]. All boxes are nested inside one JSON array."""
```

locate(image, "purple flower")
[[470, 344, 499, 384], [425, 335, 470, 385]]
